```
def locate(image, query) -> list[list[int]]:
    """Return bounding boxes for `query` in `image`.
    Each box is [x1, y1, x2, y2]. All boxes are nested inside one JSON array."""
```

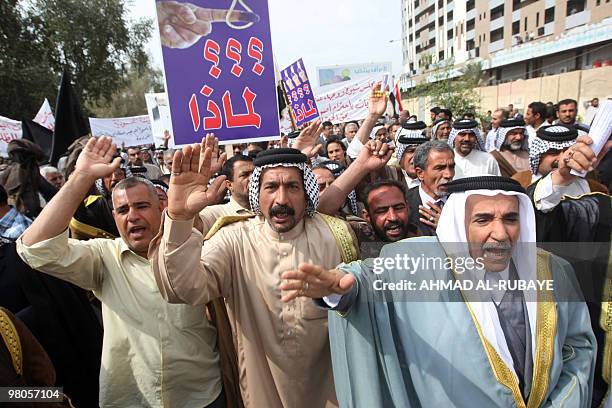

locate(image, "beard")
[[372, 220, 410, 242], [506, 141, 523, 151]]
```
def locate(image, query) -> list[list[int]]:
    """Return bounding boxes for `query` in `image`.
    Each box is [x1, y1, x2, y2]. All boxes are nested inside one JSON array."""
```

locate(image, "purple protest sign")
[[280, 59, 319, 127], [155, 0, 279, 145]]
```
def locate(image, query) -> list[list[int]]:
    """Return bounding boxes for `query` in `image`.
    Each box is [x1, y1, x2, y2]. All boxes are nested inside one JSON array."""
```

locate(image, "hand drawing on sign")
[[157, 0, 260, 49]]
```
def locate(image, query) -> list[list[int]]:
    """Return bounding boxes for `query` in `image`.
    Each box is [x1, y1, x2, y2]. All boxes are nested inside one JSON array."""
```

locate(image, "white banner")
[[89, 115, 154, 147], [315, 73, 391, 124], [33, 98, 55, 131], [145, 93, 174, 148], [0, 115, 22, 156]]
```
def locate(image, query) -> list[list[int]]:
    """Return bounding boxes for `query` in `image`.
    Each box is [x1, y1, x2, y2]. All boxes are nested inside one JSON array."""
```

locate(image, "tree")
[[0, 0, 153, 119], [87, 64, 165, 118], [408, 59, 483, 118]]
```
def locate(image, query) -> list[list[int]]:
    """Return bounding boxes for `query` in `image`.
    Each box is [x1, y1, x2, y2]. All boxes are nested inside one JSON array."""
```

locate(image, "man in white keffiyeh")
[[491, 118, 531, 177]]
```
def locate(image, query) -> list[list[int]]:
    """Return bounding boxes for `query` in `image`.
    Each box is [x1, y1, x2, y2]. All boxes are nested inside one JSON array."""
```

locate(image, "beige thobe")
[[199, 198, 252, 236], [499, 149, 531, 173], [151, 212, 344, 408]]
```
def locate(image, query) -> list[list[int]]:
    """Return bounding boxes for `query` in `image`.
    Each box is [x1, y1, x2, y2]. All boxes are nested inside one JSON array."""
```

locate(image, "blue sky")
[[129, 0, 403, 82]]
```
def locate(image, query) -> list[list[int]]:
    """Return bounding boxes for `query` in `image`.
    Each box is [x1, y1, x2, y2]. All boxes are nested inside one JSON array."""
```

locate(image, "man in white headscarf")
[[151, 137, 360, 408], [490, 118, 531, 179], [448, 119, 501, 179], [282, 175, 596, 408]]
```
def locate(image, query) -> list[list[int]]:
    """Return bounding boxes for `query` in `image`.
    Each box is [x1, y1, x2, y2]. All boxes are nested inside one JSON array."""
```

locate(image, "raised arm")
[[21, 137, 121, 245], [346, 83, 388, 158], [17, 137, 121, 290], [150, 134, 233, 305], [318, 140, 393, 215]]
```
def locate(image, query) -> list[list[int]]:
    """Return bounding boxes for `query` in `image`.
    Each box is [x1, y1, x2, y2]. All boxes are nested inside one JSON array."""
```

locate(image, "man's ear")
[[362, 208, 371, 223], [225, 179, 232, 191], [415, 167, 425, 182]]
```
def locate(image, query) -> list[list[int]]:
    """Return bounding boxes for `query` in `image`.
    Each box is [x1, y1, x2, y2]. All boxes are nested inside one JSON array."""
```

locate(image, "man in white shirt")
[[584, 97, 599, 126], [16, 137, 223, 408], [524, 101, 547, 148], [485, 109, 508, 152], [448, 119, 501, 179]]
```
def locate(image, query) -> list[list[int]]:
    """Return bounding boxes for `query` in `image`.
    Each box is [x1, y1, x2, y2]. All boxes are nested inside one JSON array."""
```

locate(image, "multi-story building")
[[400, 0, 612, 89]]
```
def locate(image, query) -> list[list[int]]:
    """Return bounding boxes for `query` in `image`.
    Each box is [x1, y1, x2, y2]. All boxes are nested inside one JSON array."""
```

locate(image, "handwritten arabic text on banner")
[[0, 116, 22, 156], [315, 73, 390, 124], [155, 0, 279, 145], [89, 116, 154, 147]]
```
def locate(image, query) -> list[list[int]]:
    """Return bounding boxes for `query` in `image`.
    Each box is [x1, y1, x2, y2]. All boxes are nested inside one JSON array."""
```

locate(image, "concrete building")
[[400, 0, 612, 89]]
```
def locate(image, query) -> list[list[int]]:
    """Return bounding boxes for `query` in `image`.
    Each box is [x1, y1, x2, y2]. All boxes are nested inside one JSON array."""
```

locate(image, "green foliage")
[[408, 60, 484, 118], [0, 0, 153, 119], [87, 64, 164, 117]]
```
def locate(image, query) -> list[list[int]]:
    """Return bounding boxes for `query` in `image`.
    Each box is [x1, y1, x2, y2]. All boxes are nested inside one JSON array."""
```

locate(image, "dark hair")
[[0, 185, 7, 206], [495, 108, 510, 119], [545, 105, 557, 121], [322, 121, 333, 128], [325, 138, 346, 156], [221, 154, 253, 181], [112, 177, 159, 206], [439, 108, 453, 119], [362, 179, 407, 214], [558, 98, 577, 107], [413, 140, 454, 170], [528, 102, 547, 119]]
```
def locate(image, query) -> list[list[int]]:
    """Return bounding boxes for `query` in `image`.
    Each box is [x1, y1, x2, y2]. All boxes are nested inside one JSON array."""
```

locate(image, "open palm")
[[74, 136, 121, 180], [168, 135, 227, 221], [368, 82, 388, 117], [293, 119, 323, 159]]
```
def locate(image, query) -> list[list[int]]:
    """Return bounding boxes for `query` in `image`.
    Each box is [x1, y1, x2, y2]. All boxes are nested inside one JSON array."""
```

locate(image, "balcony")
[[565, 10, 590, 30], [466, 29, 475, 40], [544, 22, 554, 36], [489, 0, 505, 9], [512, 9, 520, 22], [467, 8, 476, 21], [490, 15, 505, 30], [489, 38, 505, 53]]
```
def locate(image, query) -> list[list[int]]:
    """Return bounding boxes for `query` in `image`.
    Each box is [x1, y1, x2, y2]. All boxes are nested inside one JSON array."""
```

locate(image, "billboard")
[[316, 62, 392, 87]]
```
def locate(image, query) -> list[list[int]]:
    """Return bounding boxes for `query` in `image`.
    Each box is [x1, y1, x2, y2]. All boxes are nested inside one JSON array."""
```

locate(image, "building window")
[[447, 10, 453, 21], [467, 39, 475, 51], [538, 26, 544, 36], [524, 16, 528, 30], [439, 50, 445, 60], [490, 27, 504, 42], [467, 0, 475, 11], [544, 7, 555, 23], [536, 12, 539, 25], [448, 28, 453, 39], [438, 0, 443, 7], [567, 0, 586, 15], [596, 0, 601, 5], [491, 5, 504, 20], [512, 21, 520, 34], [414, 0, 420, 9], [439, 16, 444, 25], [466, 18, 475, 31]]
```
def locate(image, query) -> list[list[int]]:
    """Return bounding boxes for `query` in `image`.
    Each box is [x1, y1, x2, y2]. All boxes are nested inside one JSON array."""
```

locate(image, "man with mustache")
[[490, 118, 531, 179], [16, 137, 225, 407], [449, 119, 501, 179], [151, 137, 360, 408], [405, 140, 455, 236], [283, 176, 596, 407]]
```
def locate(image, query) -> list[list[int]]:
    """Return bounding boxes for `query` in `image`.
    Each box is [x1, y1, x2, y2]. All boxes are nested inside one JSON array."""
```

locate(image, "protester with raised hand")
[[151, 134, 359, 408], [16, 136, 225, 408]]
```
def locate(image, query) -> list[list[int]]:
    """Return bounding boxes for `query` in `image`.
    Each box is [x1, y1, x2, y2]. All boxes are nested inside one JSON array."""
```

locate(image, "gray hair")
[[40, 166, 60, 178], [111, 176, 159, 208], [163, 149, 175, 160], [413, 140, 454, 170]]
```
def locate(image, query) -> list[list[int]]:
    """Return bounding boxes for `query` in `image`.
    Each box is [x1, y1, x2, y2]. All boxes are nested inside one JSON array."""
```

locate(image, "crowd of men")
[[0, 86, 610, 408]]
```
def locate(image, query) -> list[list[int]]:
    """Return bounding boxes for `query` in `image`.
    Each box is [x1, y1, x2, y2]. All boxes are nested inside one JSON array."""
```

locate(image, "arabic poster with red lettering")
[[280, 59, 319, 127], [155, 0, 279, 145]]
